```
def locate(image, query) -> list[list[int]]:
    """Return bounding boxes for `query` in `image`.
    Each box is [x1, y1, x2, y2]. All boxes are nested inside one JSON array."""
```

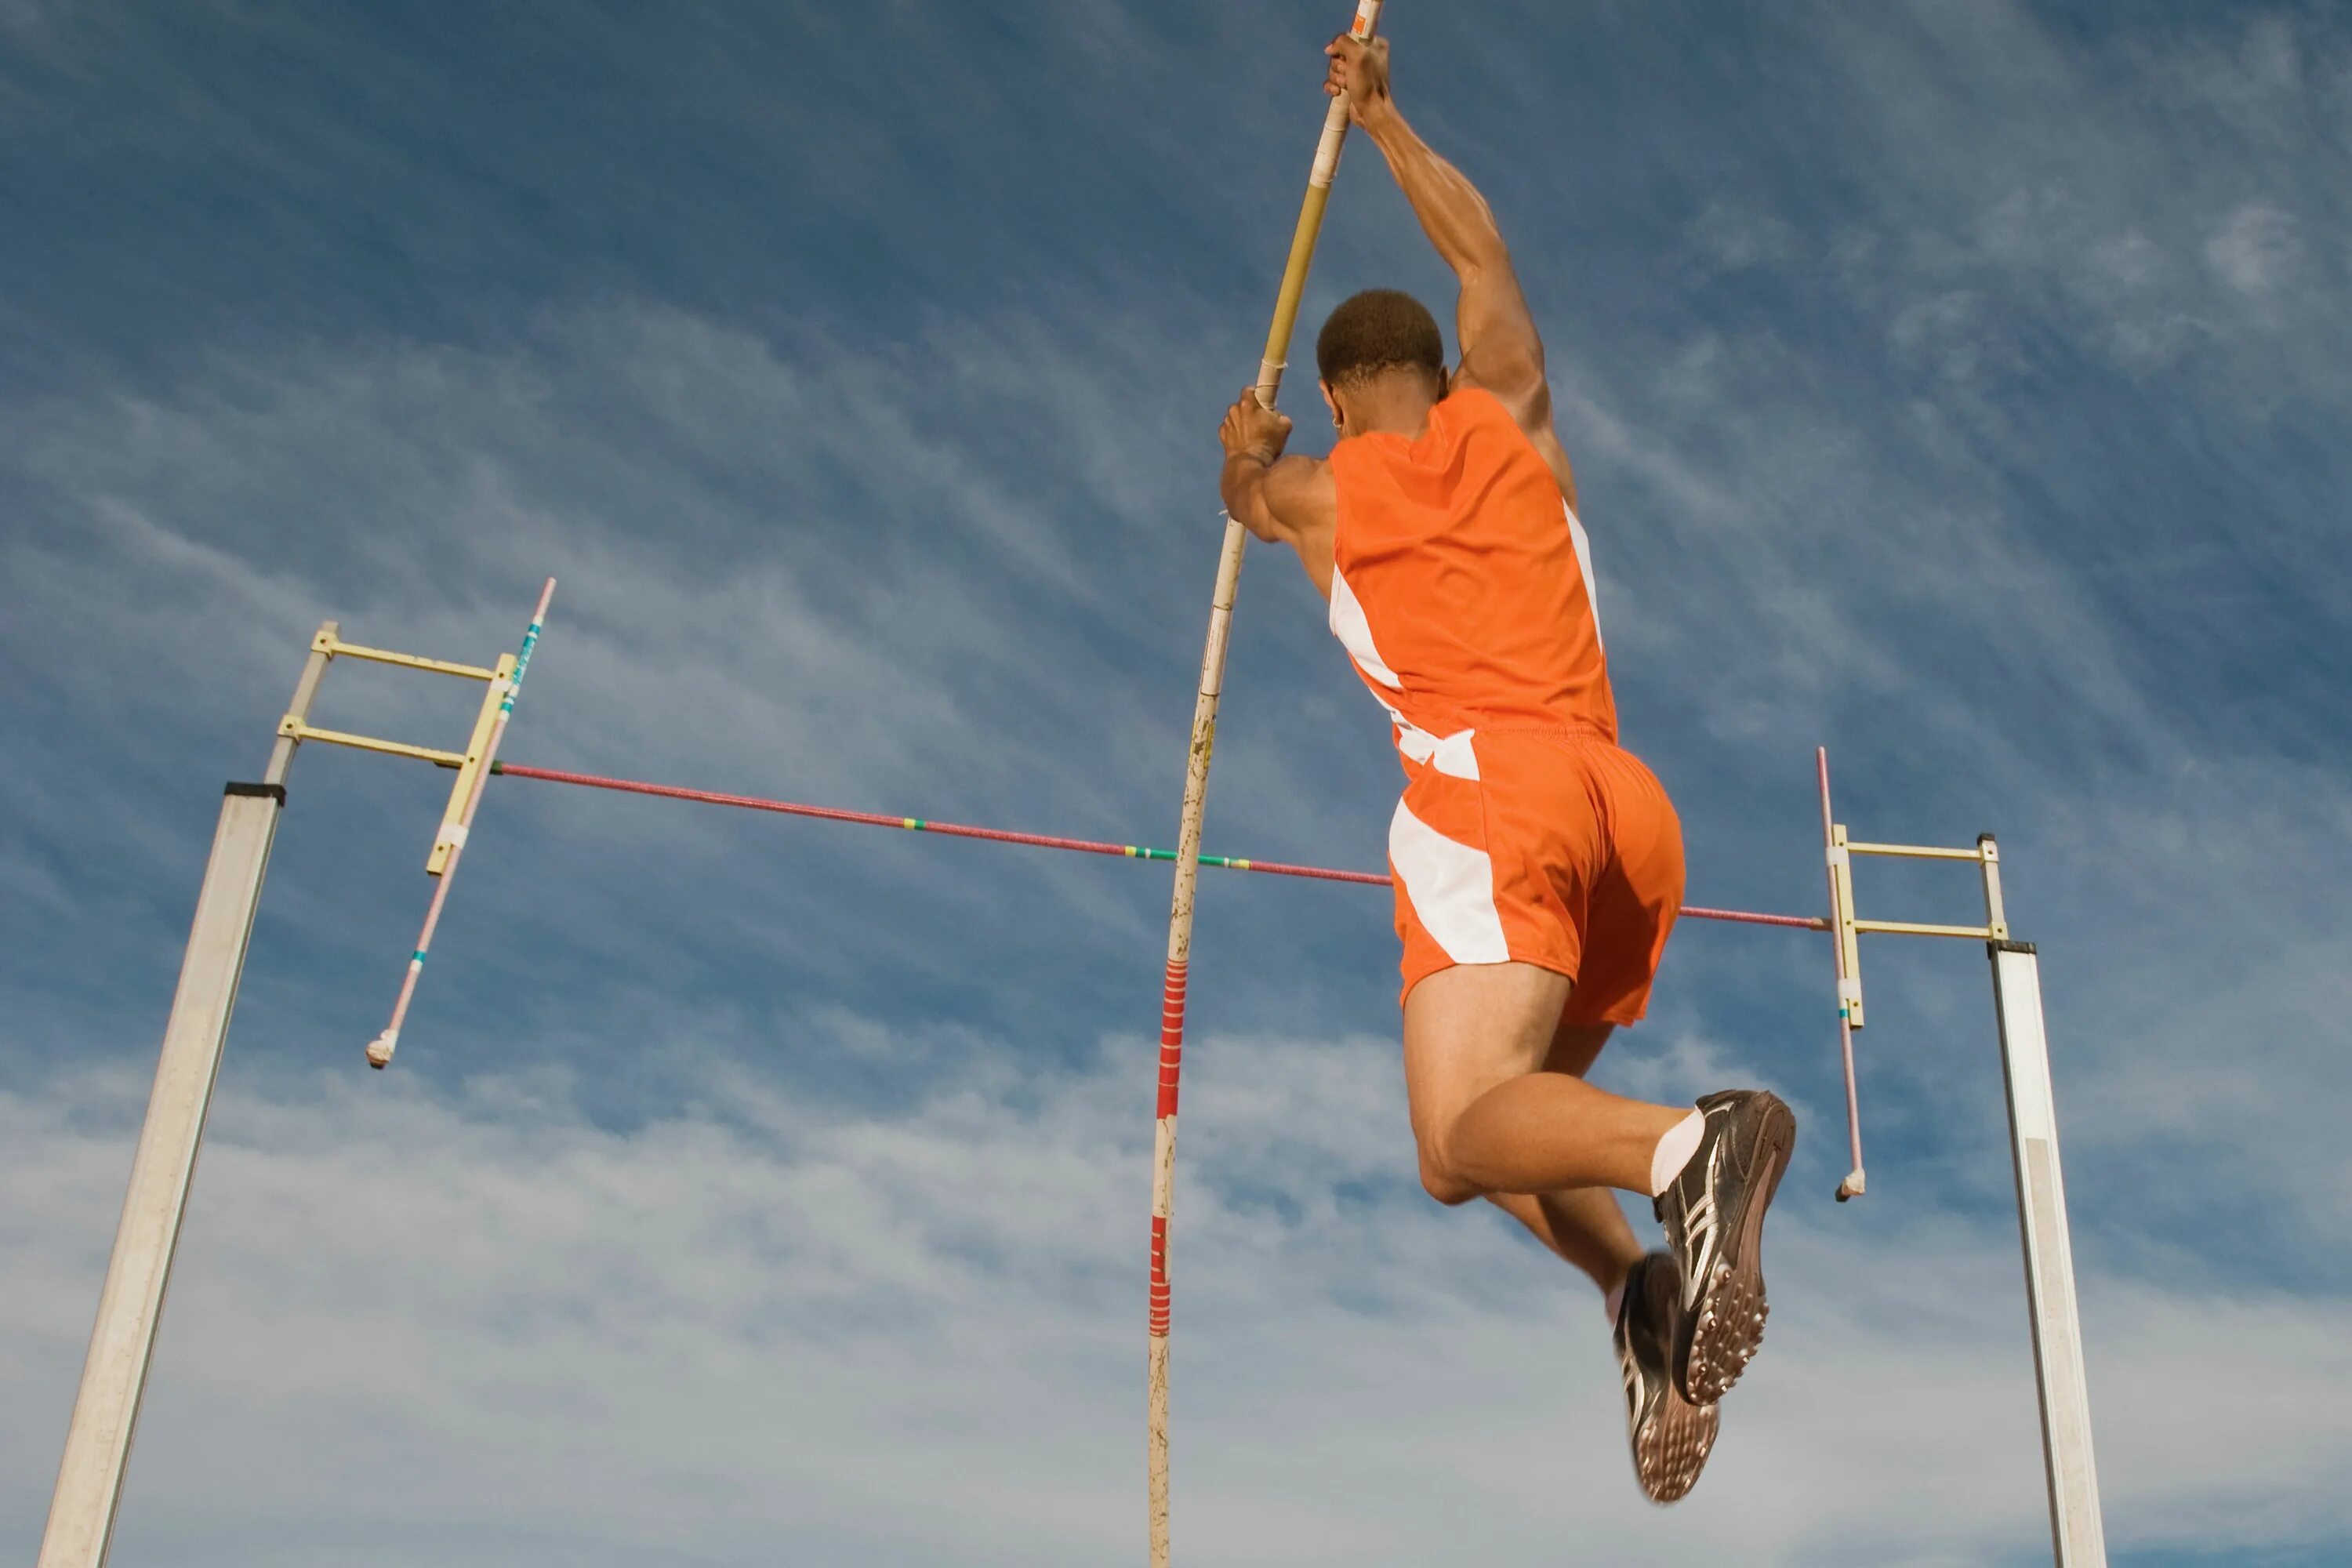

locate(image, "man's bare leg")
[[1403, 962, 1690, 1203], [1482, 1022, 1647, 1295], [1405, 966, 1719, 1501], [1403, 959, 1794, 1399], [1489, 1187, 1643, 1285]]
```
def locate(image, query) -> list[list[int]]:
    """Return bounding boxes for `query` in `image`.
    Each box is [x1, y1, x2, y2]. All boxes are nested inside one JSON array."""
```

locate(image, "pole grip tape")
[[1255, 358, 1287, 405], [1156, 960, 1188, 1119], [1148, 1214, 1172, 1335]]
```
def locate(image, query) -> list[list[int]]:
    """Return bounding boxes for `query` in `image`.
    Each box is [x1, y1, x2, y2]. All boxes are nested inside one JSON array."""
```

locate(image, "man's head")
[[1316, 289, 1446, 434]]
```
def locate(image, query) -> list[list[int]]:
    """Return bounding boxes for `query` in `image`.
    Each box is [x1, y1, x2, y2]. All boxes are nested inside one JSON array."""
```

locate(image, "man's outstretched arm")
[[1326, 37, 1552, 434]]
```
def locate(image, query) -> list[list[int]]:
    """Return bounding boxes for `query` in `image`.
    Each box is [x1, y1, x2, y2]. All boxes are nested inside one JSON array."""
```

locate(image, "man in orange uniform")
[[1218, 35, 1797, 1503]]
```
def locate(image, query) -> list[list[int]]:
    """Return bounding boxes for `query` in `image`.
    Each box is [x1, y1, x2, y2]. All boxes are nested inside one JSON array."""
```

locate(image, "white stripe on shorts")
[[1388, 797, 1509, 964]]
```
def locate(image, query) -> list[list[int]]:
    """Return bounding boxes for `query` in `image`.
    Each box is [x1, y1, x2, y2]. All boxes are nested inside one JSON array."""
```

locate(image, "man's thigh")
[[1402, 961, 1577, 1149]]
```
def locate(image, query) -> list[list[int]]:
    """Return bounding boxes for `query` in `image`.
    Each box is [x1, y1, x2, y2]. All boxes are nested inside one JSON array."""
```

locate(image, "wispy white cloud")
[[2205, 201, 2303, 297], [1686, 201, 1801, 275]]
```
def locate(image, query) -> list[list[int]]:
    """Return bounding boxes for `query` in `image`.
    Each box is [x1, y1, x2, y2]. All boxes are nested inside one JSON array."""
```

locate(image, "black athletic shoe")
[[1653, 1088, 1798, 1405], [1613, 1250, 1718, 1504]]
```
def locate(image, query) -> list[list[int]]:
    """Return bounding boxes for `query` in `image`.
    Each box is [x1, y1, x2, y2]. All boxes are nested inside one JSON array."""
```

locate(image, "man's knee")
[[1417, 1137, 1483, 1207]]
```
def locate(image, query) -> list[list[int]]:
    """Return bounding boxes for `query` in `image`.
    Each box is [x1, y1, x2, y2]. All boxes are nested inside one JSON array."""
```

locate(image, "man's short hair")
[[1316, 289, 1446, 390]]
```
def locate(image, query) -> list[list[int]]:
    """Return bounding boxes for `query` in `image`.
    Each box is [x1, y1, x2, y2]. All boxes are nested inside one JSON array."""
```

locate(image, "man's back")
[[1327, 385, 1615, 742]]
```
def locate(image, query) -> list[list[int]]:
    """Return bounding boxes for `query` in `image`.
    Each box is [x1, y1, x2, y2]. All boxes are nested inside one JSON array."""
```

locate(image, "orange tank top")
[[1326, 387, 1617, 751]]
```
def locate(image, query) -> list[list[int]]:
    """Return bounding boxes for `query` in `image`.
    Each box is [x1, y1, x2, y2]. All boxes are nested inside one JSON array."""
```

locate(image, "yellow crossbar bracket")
[[427, 654, 518, 875], [1853, 917, 2002, 940], [1831, 826, 2010, 947], [275, 717, 468, 770], [1846, 840, 1986, 862], [312, 626, 501, 683], [281, 621, 538, 868]]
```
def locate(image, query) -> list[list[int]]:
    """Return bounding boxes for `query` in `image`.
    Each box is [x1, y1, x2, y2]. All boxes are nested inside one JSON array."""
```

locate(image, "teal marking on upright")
[[499, 615, 546, 717]]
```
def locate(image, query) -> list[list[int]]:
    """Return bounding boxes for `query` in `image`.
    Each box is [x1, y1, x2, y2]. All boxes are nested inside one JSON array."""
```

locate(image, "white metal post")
[[1981, 837, 2107, 1567], [37, 625, 336, 1568]]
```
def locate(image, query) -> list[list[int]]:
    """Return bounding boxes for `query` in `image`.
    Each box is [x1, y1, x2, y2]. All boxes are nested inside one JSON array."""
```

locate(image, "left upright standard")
[[36, 623, 334, 1568]]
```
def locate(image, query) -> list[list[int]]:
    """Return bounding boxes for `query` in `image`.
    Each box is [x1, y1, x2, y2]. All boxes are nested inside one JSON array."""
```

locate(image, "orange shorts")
[[1386, 728, 1684, 1026]]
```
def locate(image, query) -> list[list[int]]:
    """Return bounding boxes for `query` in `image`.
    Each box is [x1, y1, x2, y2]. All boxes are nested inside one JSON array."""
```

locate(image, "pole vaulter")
[[1171, 8, 2107, 1552]]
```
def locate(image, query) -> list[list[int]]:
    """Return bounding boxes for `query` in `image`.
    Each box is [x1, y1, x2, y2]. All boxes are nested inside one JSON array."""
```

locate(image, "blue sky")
[[5, 2, 2350, 1563]]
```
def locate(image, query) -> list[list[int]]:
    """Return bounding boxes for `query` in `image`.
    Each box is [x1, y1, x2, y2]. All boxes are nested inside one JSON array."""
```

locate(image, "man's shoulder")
[[1265, 450, 1338, 520], [1443, 382, 1576, 506]]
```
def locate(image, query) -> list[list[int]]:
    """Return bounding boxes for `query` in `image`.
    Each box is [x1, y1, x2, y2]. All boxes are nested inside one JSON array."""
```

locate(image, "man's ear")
[[1320, 379, 1345, 435]]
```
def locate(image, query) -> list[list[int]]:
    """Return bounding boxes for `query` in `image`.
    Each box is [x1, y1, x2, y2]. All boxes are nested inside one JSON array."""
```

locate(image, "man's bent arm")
[[1221, 451, 1323, 546], [1218, 383, 1326, 550]]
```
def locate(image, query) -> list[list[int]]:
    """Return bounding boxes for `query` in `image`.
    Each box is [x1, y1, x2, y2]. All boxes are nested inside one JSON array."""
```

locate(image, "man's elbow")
[[1219, 485, 1273, 542], [1229, 503, 1284, 544]]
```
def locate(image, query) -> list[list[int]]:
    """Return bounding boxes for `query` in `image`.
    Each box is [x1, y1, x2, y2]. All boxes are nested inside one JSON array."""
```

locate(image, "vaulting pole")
[[1147, 5, 1383, 1563]]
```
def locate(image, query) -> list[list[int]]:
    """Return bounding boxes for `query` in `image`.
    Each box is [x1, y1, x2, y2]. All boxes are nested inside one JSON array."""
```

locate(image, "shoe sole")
[[1681, 1094, 1796, 1405], [1633, 1384, 1719, 1504]]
